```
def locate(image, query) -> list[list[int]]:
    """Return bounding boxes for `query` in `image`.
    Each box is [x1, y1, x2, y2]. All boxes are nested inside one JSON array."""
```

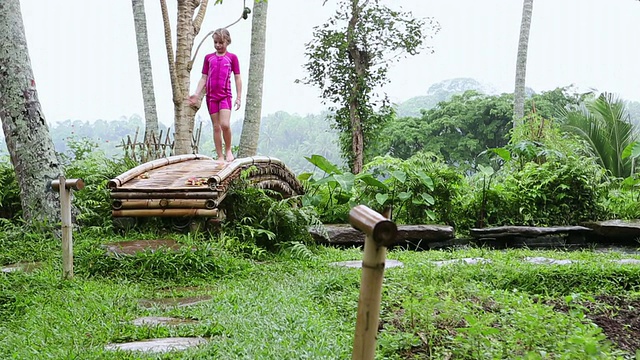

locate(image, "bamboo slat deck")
[[108, 154, 304, 218]]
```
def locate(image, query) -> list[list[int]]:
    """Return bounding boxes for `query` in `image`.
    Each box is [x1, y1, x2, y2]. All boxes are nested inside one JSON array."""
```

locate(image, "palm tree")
[[513, 0, 534, 127], [560, 93, 637, 178], [131, 0, 159, 143], [238, 0, 268, 158], [0, 0, 63, 223]]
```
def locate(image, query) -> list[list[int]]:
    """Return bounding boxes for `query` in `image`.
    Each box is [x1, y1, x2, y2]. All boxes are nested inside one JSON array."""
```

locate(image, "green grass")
[[2, 230, 640, 359]]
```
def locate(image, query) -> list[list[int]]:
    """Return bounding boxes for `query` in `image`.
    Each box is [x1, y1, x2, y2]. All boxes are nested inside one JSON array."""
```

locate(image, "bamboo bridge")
[[108, 154, 304, 219]]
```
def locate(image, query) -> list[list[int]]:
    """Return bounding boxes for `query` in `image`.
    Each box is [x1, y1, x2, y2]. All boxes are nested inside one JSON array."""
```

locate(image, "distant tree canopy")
[[373, 88, 583, 168]]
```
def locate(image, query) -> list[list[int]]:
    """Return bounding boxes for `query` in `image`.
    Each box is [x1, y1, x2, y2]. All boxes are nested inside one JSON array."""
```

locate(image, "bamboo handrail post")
[[349, 205, 397, 360], [51, 176, 85, 280]]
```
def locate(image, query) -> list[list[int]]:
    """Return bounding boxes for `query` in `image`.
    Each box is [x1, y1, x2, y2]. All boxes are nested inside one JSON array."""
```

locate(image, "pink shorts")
[[206, 97, 232, 114]]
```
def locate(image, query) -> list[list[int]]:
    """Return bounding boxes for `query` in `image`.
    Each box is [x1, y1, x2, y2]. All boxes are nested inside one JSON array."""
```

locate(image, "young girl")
[[189, 28, 242, 163]]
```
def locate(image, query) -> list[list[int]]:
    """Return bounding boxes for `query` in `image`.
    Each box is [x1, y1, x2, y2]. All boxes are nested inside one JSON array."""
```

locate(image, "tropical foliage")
[[559, 93, 637, 179], [374, 88, 582, 170]]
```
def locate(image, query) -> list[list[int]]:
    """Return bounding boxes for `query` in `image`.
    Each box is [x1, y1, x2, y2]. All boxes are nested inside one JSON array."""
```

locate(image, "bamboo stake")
[[51, 176, 85, 280], [349, 205, 397, 360], [59, 176, 72, 279]]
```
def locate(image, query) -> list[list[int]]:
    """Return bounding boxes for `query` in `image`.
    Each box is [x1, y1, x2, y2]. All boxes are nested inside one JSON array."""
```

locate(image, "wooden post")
[[349, 205, 397, 360], [51, 176, 85, 280]]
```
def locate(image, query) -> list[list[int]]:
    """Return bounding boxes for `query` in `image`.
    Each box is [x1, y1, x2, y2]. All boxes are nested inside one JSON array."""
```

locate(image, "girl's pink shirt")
[[202, 52, 240, 100]]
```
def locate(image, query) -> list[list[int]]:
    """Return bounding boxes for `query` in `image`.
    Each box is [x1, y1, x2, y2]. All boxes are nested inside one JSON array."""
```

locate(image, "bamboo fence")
[[117, 123, 203, 163]]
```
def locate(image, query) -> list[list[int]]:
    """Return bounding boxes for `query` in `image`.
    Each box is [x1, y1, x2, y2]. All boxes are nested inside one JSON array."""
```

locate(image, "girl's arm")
[[189, 74, 208, 105], [234, 73, 242, 110]]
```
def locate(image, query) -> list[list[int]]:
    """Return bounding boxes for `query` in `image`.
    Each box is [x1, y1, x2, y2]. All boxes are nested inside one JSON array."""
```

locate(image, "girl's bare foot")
[[225, 151, 234, 162]]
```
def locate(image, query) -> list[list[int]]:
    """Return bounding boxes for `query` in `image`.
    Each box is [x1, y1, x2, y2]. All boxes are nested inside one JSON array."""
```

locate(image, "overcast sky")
[[19, 0, 640, 126]]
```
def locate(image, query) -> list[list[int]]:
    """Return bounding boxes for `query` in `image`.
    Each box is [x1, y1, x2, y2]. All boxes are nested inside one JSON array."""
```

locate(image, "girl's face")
[[213, 35, 227, 54]]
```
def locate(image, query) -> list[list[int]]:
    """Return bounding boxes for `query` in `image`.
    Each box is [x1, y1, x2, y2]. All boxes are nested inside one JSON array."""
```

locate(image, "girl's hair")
[[212, 28, 232, 45]]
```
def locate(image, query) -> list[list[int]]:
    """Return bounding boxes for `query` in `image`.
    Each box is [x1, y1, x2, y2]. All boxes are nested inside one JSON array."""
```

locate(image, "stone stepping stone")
[[104, 337, 207, 353], [329, 259, 404, 269], [583, 219, 640, 241], [138, 295, 212, 309], [102, 239, 192, 256], [431, 257, 491, 267], [524, 257, 573, 265], [131, 316, 199, 326], [612, 259, 640, 265], [1, 262, 40, 273]]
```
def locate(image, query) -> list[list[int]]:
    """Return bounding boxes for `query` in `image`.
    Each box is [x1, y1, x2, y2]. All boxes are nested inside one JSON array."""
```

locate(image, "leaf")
[[622, 141, 640, 159], [414, 170, 434, 190], [333, 173, 356, 192], [356, 173, 388, 190], [375, 193, 389, 205], [390, 170, 407, 184], [489, 147, 511, 162], [397, 191, 412, 201], [420, 193, 435, 205], [314, 175, 337, 187], [297, 172, 313, 181], [304, 154, 343, 174], [477, 164, 494, 177]]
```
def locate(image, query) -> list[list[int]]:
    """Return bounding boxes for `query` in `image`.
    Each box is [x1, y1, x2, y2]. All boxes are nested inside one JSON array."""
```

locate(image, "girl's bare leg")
[[210, 112, 224, 162], [218, 109, 234, 162]]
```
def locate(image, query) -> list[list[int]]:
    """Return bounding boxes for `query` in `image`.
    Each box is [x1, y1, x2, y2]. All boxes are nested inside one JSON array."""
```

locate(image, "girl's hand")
[[234, 98, 241, 110], [188, 94, 200, 106]]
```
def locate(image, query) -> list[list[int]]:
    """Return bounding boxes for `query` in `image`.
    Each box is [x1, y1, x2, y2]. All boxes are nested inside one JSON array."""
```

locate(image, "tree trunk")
[[238, 0, 269, 158], [132, 0, 159, 143], [0, 0, 62, 224], [160, 0, 209, 155], [513, 0, 534, 127], [347, 0, 365, 174]]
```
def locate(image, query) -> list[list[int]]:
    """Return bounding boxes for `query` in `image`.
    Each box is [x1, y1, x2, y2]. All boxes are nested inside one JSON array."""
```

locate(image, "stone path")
[[138, 295, 212, 309], [330, 259, 404, 268], [131, 316, 198, 326], [105, 337, 207, 353], [429, 257, 640, 267], [1, 262, 40, 273]]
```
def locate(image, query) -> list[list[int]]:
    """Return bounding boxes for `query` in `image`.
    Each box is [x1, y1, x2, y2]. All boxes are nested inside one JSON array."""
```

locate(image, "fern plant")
[[220, 174, 323, 258]]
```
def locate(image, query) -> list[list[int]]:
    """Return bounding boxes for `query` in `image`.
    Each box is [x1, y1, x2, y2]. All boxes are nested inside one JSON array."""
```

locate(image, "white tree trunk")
[[132, 0, 159, 143], [238, 0, 268, 158], [0, 0, 62, 224], [513, 0, 534, 127]]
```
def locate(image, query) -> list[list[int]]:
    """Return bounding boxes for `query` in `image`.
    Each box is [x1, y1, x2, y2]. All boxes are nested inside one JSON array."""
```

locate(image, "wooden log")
[[107, 154, 213, 189], [110, 191, 218, 199], [112, 209, 219, 217], [112, 199, 217, 210]]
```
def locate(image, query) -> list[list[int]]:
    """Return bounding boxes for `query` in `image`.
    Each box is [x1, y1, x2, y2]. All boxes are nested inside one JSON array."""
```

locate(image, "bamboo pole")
[[349, 205, 397, 360], [112, 208, 219, 217], [112, 198, 217, 210], [51, 176, 85, 280], [59, 176, 73, 279], [110, 191, 218, 199]]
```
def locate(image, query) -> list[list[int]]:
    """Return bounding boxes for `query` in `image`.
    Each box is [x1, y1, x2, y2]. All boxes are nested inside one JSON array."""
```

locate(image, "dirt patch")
[[551, 295, 640, 353]]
